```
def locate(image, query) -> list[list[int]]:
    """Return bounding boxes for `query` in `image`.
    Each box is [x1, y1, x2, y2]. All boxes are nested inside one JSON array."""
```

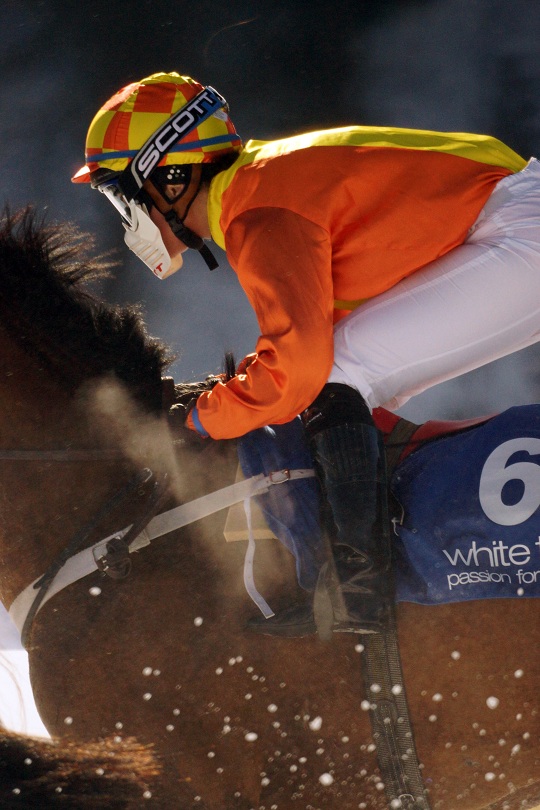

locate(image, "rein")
[[18, 467, 166, 647], [9, 466, 315, 643]]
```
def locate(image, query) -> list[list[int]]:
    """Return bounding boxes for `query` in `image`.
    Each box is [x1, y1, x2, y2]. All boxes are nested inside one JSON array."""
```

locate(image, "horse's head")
[[0, 207, 186, 605]]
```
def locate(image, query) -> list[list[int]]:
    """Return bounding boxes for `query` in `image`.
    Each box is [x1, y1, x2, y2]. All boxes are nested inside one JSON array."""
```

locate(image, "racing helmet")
[[72, 72, 242, 276]]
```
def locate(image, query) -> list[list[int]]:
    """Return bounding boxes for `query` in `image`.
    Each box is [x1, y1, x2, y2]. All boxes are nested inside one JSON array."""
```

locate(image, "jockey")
[[72, 71, 540, 639]]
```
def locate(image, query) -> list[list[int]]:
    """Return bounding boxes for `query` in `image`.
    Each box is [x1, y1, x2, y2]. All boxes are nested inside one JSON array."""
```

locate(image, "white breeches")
[[329, 157, 540, 411]]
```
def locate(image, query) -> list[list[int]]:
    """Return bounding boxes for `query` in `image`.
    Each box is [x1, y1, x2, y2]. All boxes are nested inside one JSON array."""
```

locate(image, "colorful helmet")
[[71, 71, 242, 184]]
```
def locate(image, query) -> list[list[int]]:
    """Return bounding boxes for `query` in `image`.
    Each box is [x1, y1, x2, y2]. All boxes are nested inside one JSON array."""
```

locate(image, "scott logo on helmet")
[[132, 87, 226, 183]]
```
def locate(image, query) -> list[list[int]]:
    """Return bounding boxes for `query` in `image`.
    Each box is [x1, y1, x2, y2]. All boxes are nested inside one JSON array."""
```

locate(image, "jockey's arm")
[[188, 207, 335, 439]]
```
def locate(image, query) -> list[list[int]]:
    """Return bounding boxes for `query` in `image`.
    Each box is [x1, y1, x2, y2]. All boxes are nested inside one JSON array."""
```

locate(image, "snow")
[[1, 0, 539, 749]]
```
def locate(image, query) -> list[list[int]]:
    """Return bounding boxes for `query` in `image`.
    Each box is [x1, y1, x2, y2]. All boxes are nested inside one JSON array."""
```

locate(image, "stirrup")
[[245, 603, 316, 638], [314, 562, 391, 640]]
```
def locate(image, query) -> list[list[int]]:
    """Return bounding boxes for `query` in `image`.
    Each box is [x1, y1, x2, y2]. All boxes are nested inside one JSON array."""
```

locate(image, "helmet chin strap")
[[163, 209, 219, 271], [145, 166, 219, 271]]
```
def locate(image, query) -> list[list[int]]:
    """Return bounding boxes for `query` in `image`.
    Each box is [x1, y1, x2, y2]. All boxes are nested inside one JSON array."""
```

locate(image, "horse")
[[0, 722, 159, 808], [0, 207, 539, 810]]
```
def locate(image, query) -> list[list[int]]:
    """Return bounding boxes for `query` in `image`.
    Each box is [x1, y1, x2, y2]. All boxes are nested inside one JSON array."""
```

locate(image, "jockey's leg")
[[247, 383, 393, 638], [302, 383, 393, 636]]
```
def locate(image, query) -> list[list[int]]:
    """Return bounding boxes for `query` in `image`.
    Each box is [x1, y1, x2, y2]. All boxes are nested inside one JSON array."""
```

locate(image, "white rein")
[[9, 467, 315, 636]]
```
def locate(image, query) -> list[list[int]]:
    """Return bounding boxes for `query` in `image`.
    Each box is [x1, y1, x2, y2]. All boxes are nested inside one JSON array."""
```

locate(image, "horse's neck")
[[1, 332, 82, 440], [0, 456, 136, 606], [0, 343, 140, 608]]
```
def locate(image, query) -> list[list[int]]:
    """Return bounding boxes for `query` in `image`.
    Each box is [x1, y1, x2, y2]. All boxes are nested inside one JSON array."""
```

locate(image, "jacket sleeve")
[[194, 207, 335, 439]]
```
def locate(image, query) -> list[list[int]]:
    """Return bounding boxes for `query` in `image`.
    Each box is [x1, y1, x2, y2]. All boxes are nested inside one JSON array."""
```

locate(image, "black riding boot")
[[246, 383, 393, 639], [305, 383, 393, 637]]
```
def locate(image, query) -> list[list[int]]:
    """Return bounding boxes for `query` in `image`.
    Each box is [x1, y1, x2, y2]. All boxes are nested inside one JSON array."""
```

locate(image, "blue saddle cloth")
[[238, 405, 540, 605], [237, 418, 326, 591], [392, 405, 540, 604]]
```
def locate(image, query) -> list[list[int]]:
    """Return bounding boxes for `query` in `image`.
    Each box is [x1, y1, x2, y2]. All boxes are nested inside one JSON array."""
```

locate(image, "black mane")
[[0, 727, 159, 808], [0, 207, 173, 412]]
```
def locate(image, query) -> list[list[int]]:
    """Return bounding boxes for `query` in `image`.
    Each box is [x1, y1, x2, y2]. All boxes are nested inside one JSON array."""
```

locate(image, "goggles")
[[97, 179, 137, 226]]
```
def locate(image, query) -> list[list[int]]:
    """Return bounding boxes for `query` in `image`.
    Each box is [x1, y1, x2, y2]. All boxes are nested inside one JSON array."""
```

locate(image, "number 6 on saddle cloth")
[[238, 405, 540, 607]]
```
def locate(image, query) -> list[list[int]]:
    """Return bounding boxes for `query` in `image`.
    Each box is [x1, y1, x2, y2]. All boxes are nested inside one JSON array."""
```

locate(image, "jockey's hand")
[[170, 376, 222, 418], [168, 397, 199, 425], [168, 375, 225, 439], [167, 408, 212, 455], [168, 396, 209, 448], [178, 356, 256, 436]]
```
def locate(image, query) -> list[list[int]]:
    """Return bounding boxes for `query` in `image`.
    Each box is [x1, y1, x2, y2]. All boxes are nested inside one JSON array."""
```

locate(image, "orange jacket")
[[188, 126, 526, 439]]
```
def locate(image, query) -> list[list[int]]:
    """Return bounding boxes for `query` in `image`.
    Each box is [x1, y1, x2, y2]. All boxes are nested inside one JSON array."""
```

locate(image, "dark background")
[[1, 0, 539, 420]]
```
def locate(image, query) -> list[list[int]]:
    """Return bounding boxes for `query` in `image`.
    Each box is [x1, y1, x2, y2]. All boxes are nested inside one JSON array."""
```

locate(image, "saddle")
[[236, 405, 540, 607]]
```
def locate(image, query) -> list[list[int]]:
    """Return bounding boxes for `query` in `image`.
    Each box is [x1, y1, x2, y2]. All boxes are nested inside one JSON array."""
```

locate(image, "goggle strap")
[[136, 187, 155, 213], [117, 167, 140, 201]]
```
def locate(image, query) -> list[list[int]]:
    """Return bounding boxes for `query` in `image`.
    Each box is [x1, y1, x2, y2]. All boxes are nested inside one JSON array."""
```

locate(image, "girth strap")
[[362, 610, 431, 809]]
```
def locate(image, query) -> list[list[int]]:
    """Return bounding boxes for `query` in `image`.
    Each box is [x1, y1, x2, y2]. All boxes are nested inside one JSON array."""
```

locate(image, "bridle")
[[22, 466, 167, 647], [0, 445, 167, 645], [4, 442, 315, 648]]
